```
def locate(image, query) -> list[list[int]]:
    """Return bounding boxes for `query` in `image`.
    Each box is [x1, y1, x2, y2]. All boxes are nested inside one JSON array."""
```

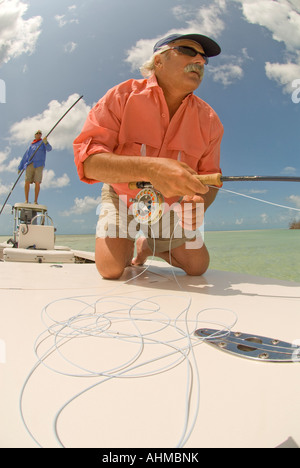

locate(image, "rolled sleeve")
[[73, 95, 121, 184]]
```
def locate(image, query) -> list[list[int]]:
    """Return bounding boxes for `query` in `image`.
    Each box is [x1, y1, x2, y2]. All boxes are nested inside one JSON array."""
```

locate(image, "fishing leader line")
[[209, 185, 300, 212], [19, 226, 237, 449], [20, 179, 297, 447], [50, 228, 237, 448]]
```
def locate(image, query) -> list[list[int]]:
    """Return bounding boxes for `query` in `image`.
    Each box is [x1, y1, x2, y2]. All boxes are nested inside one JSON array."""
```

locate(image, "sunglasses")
[[169, 46, 209, 65]]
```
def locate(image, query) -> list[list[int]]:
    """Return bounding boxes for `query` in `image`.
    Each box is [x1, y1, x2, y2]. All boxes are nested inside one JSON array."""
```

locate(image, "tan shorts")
[[25, 163, 43, 183], [96, 184, 202, 253]]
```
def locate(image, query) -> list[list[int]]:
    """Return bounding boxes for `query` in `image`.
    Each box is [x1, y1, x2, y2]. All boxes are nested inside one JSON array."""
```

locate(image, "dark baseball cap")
[[153, 33, 221, 57]]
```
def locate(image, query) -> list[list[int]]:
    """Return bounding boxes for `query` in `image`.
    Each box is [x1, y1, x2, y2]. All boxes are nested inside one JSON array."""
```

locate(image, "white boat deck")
[[1, 259, 300, 448]]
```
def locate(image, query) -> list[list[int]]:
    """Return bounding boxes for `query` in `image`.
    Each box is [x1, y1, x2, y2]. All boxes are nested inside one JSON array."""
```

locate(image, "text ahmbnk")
[[144, 453, 199, 463]]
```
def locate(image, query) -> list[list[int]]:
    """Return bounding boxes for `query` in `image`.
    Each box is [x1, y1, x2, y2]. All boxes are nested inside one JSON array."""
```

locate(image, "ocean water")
[[204, 229, 300, 283], [1, 230, 299, 283]]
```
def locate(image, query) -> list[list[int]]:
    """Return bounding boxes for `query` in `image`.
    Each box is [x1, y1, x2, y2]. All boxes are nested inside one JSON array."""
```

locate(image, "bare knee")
[[185, 246, 210, 276], [95, 237, 134, 280], [96, 261, 125, 280], [177, 245, 210, 276], [184, 259, 209, 276]]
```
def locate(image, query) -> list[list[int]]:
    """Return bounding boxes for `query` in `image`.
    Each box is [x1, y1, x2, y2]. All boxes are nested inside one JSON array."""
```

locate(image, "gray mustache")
[[184, 64, 204, 77]]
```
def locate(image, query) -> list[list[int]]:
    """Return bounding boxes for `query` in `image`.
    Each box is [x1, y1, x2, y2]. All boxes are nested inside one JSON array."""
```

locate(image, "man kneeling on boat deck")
[[73, 33, 224, 279]]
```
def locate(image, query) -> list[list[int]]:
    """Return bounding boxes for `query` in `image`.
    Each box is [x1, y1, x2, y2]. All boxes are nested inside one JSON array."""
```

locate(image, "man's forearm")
[[83, 153, 153, 183], [83, 152, 210, 199]]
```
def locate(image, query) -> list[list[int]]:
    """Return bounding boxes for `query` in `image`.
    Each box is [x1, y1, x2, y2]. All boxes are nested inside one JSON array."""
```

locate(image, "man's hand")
[[148, 158, 209, 198], [43, 137, 48, 145], [83, 153, 210, 201], [173, 195, 204, 230]]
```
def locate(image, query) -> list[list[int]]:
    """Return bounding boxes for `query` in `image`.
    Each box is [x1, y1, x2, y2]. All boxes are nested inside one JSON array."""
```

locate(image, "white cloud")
[[209, 48, 252, 86], [233, 0, 300, 93], [62, 196, 102, 216], [288, 195, 300, 208], [0, 147, 10, 166], [9, 94, 91, 151], [4, 157, 20, 173], [42, 170, 70, 189], [248, 189, 268, 194], [54, 6, 78, 28], [126, 39, 155, 73], [0, 179, 11, 196], [234, 0, 300, 51], [185, 3, 226, 38], [260, 213, 269, 224], [0, 146, 21, 173], [55, 15, 67, 28], [282, 166, 297, 175], [125, 1, 226, 72], [209, 63, 244, 86], [265, 59, 300, 94], [0, 0, 42, 66], [0, 201, 11, 214], [64, 41, 77, 54]]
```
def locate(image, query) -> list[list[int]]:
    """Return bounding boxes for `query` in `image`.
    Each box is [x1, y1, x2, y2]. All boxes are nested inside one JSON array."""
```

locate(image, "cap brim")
[[170, 34, 221, 57]]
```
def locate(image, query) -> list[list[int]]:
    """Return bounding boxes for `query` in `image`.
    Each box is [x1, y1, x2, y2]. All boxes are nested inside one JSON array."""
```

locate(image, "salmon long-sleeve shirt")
[[73, 74, 224, 206]]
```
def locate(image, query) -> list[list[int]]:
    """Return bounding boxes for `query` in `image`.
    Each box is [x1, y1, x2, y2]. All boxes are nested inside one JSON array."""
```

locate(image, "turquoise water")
[[205, 229, 300, 283], [1, 230, 299, 283]]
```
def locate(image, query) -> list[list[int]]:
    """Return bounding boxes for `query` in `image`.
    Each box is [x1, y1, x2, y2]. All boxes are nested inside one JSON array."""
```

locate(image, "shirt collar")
[[147, 74, 195, 105], [146, 73, 160, 89]]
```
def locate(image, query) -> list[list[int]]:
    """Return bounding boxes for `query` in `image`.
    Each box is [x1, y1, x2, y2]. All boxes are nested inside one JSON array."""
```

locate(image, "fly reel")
[[130, 188, 164, 225]]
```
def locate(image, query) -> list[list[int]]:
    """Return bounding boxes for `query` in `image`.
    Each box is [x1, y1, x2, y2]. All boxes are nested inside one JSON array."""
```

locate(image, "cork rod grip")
[[128, 182, 142, 190], [194, 173, 223, 187], [128, 173, 223, 190]]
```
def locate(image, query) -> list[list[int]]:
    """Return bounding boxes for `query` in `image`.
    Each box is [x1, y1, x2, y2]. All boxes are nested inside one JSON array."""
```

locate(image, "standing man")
[[18, 130, 52, 204], [74, 33, 224, 279]]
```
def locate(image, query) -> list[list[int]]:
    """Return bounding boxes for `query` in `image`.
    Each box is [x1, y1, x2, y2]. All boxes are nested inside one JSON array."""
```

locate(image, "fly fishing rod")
[[128, 173, 300, 190], [0, 94, 83, 216], [129, 173, 300, 224]]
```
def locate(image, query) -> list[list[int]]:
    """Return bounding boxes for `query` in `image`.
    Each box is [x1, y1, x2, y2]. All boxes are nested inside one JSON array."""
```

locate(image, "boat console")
[[0, 203, 75, 263]]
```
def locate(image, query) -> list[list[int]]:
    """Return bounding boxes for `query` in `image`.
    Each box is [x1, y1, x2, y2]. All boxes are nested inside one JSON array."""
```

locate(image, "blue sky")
[[0, 0, 299, 235]]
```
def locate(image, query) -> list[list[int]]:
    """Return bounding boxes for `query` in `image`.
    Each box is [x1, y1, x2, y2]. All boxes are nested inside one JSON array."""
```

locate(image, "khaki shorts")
[[96, 184, 202, 254], [25, 163, 43, 183]]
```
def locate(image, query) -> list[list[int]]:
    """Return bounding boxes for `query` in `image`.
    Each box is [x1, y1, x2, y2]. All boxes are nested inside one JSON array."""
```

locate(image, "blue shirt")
[[18, 140, 52, 171]]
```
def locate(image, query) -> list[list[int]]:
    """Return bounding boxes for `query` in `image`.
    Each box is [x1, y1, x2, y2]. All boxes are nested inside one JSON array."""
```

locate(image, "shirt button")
[[161, 113, 166, 118]]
